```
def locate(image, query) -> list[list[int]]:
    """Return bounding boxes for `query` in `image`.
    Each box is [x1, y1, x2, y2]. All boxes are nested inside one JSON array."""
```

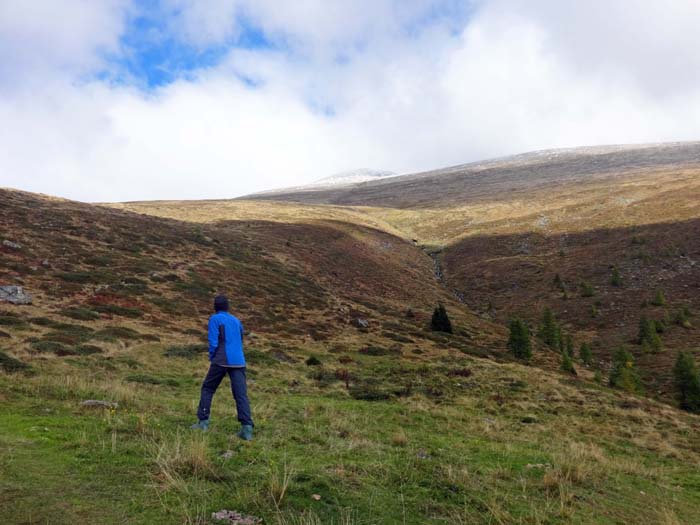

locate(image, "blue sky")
[[103, 0, 472, 91], [111, 2, 273, 88], [2, 1, 700, 202]]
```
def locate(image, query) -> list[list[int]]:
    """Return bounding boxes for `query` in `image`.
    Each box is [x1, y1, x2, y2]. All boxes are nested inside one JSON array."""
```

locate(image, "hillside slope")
[[3, 187, 700, 523], [251, 142, 700, 209], [206, 142, 700, 401]]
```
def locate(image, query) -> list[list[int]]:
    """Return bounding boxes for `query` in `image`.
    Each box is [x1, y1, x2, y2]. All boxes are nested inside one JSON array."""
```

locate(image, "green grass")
[[2, 342, 700, 524]]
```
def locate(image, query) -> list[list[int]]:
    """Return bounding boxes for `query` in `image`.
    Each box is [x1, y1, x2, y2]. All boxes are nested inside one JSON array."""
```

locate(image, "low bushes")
[[60, 307, 100, 321], [0, 351, 30, 372], [164, 344, 207, 359]]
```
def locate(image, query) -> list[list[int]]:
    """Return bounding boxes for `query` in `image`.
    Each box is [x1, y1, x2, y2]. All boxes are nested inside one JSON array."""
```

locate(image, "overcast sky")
[[1, 1, 700, 202]]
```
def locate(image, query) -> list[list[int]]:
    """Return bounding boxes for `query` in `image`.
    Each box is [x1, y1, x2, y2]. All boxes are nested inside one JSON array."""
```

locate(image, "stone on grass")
[[211, 510, 262, 525], [0, 286, 32, 305], [352, 318, 369, 329], [2, 240, 22, 250]]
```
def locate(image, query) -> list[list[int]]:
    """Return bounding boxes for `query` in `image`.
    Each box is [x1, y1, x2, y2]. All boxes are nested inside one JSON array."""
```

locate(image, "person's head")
[[214, 295, 229, 313]]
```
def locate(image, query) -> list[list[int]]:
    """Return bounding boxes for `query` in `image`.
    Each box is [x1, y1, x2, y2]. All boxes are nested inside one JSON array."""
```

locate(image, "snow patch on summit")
[[310, 169, 397, 188]]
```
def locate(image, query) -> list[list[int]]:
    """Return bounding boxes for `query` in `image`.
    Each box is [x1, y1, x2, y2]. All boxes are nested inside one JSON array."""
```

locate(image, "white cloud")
[[1, 1, 700, 202], [0, 0, 131, 89]]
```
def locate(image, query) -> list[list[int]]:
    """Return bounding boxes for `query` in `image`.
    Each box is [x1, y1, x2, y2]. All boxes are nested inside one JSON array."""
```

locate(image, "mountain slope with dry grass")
[[3, 141, 700, 524], [152, 141, 700, 402]]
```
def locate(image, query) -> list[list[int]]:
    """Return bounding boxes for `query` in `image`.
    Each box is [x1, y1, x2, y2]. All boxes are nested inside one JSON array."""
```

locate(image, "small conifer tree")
[[565, 334, 574, 357], [580, 342, 592, 366], [553, 273, 564, 290], [431, 303, 453, 333], [638, 316, 662, 352], [538, 308, 560, 349], [674, 307, 692, 328], [580, 281, 595, 297], [673, 352, 700, 412], [610, 266, 622, 287], [507, 318, 532, 360], [593, 369, 603, 383], [561, 351, 576, 375], [609, 347, 643, 394], [651, 290, 666, 306]]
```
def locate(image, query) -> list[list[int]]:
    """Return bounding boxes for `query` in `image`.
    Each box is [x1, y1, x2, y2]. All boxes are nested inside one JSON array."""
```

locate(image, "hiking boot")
[[237, 424, 253, 441], [190, 419, 210, 431]]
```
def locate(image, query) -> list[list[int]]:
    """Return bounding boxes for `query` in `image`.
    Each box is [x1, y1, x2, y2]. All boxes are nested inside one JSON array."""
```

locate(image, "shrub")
[[57, 271, 92, 283], [164, 344, 207, 359], [29, 317, 62, 328], [94, 326, 142, 342], [61, 307, 100, 321], [92, 304, 144, 318], [75, 344, 103, 355], [349, 383, 391, 401], [673, 352, 700, 412], [30, 340, 73, 355], [43, 324, 95, 344], [359, 345, 401, 357], [381, 331, 413, 343], [431, 303, 453, 333], [174, 273, 215, 299], [507, 318, 531, 360], [305, 356, 322, 366], [0, 316, 27, 328], [0, 351, 30, 372], [609, 348, 643, 394]]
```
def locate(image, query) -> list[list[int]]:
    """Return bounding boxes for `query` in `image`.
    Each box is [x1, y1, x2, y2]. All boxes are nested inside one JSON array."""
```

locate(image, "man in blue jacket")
[[191, 295, 254, 440]]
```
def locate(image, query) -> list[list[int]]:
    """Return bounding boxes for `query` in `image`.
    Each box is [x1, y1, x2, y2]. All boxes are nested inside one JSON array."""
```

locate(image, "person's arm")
[[207, 317, 218, 360]]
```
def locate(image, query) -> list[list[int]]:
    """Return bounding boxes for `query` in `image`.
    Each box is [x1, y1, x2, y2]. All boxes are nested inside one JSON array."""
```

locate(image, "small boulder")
[[2, 240, 21, 250], [0, 286, 32, 305], [416, 449, 430, 460], [211, 510, 262, 525], [352, 317, 369, 329]]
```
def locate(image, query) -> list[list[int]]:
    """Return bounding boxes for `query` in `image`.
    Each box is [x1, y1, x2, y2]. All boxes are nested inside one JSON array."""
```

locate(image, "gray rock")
[[352, 318, 369, 329], [80, 400, 118, 409], [271, 350, 295, 363], [211, 510, 262, 524], [2, 240, 21, 250], [0, 286, 32, 305]]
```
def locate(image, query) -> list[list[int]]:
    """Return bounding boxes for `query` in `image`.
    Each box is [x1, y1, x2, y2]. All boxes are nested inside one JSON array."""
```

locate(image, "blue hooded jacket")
[[208, 311, 246, 366]]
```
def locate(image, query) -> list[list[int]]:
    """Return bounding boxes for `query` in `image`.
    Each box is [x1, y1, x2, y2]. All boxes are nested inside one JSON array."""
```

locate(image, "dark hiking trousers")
[[196, 364, 253, 426]]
